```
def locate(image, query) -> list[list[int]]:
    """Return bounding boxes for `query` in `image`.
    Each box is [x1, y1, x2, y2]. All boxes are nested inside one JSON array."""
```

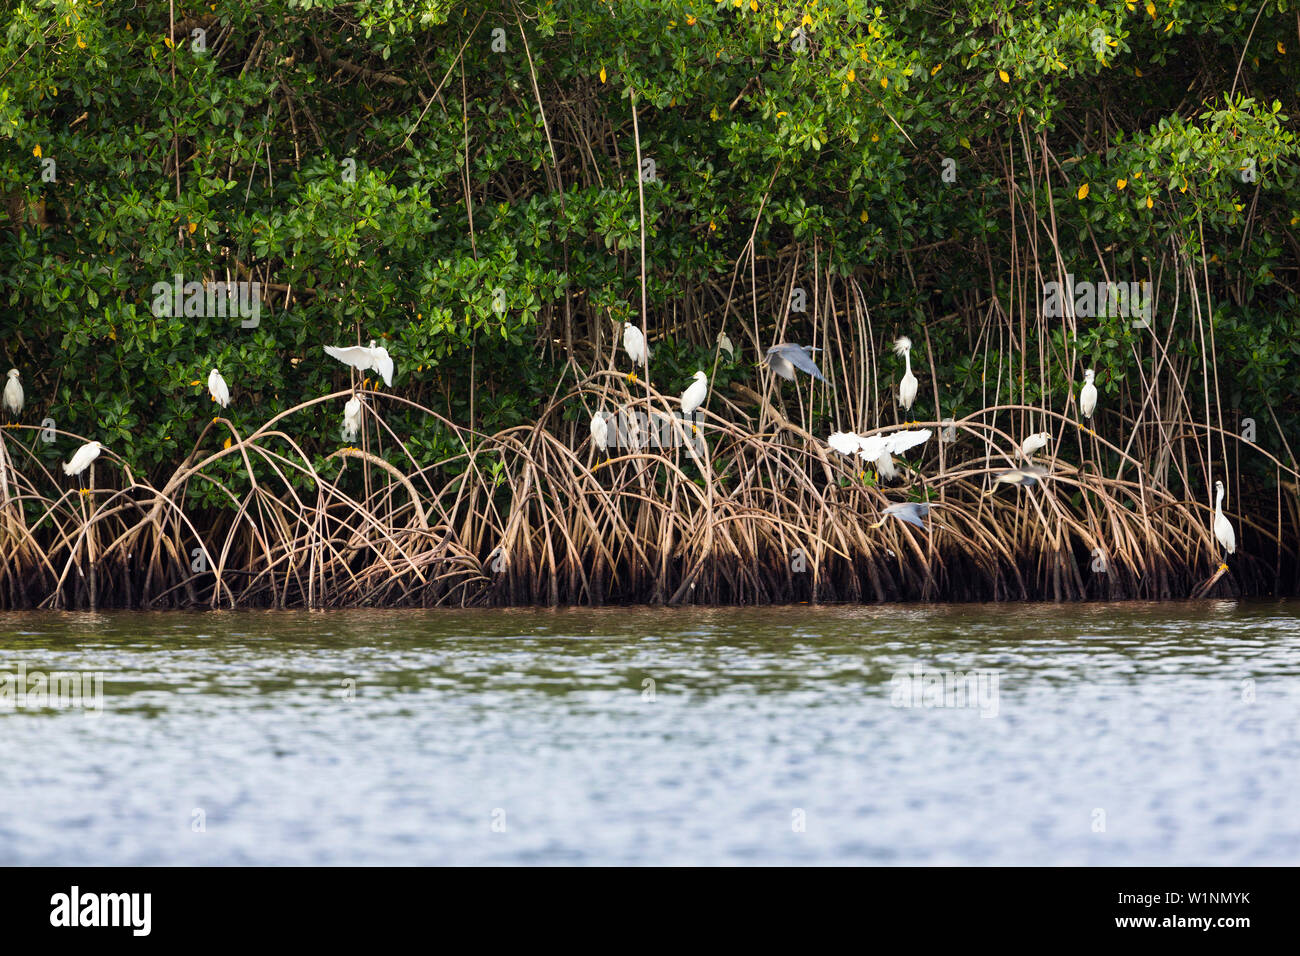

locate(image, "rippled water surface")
[[1, 602, 1298, 865]]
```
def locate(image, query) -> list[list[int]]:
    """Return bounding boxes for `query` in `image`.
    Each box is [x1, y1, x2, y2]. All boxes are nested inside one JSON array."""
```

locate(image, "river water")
[[1, 602, 1297, 865]]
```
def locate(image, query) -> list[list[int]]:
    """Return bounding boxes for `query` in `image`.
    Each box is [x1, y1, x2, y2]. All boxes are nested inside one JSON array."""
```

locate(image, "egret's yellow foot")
[[869, 518, 886, 529], [212, 416, 220, 423], [1218, 562, 1229, 572], [626, 372, 637, 383], [79, 488, 90, 496]]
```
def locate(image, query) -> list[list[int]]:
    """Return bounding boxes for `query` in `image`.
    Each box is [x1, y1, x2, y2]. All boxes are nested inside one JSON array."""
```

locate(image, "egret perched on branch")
[[616, 319, 649, 381], [590, 410, 610, 467], [325, 340, 394, 388], [986, 464, 1049, 494], [1079, 369, 1097, 421], [681, 370, 708, 417], [1019, 431, 1052, 459], [765, 343, 826, 383], [2, 369, 22, 418], [341, 395, 363, 442], [1213, 479, 1236, 558], [63, 440, 102, 477], [870, 501, 935, 530], [207, 368, 230, 408], [894, 336, 918, 414]]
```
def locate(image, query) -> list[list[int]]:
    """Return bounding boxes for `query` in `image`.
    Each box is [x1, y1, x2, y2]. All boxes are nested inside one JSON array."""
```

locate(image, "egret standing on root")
[[207, 368, 230, 408], [324, 340, 394, 388], [1213, 479, 1236, 562], [1079, 369, 1097, 423], [63, 440, 102, 486], [617, 318, 649, 381], [680, 370, 708, 436], [764, 343, 826, 383], [2, 369, 22, 419], [895, 336, 918, 417], [342, 395, 363, 442], [590, 409, 611, 465], [1019, 431, 1052, 459]]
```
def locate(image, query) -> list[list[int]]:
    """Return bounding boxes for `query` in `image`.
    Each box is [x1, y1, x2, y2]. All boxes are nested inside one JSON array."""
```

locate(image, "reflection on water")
[[1, 601, 1298, 864]]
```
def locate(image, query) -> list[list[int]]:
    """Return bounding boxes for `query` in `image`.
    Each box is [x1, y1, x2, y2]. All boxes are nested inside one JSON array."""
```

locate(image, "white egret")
[[207, 368, 230, 408], [618, 320, 649, 380], [871, 501, 935, 530], [63, 440, 102, 477], [986, 464, 1049, 494], [717, 331, 735, 358], [1019, 431, 1052, 459], [341, 396, 363, 442], [324, 339, 394, 388], [1079, 368, 1097, 421], [1213, 480, 1236, 557], [827, 431, 861, 456], [590, 410, 609, 453], [681, 370, 708, 417], [2, 369, 22, 417], [765, 343, 826, 382], [894, 336, 918, 413], [826, 428, 932, 482]]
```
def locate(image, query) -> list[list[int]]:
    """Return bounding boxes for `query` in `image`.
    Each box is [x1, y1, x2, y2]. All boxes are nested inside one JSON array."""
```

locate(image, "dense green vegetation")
[[2, 1, 1297, 524]]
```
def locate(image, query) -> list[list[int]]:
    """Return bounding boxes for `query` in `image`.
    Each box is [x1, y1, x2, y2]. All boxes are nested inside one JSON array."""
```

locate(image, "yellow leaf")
[[1134, 67, 1143, 76], [32, 144, 41, 158], [931, 63, 942, 75], [847, 69, 855, 82], [188, 221, 197, 234], [801, 14, 812, 27], [880, 76, 888, 88], [870, 133, 879, 142], [710, 107, 719, 120], [77, 36, 86, 49], [1278, 41, 1286, 54], [958, 135, 971, 149], [859, 210, 869, 222], [599, 67, 606, 84], [998, 69, 1009, 83], [1145, 2, 1155, 16], [750, 0, 758, 10], [223, 437, 232, 449], [1077, 183, 1090, 200], [1117, 178, 1127, 190], [1145, 195, 1153, 209]]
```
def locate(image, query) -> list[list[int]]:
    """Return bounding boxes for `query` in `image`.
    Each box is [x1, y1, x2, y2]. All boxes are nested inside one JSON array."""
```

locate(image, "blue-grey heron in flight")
[[870, 501, 936, 529], [765, 343, 827, 383]]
